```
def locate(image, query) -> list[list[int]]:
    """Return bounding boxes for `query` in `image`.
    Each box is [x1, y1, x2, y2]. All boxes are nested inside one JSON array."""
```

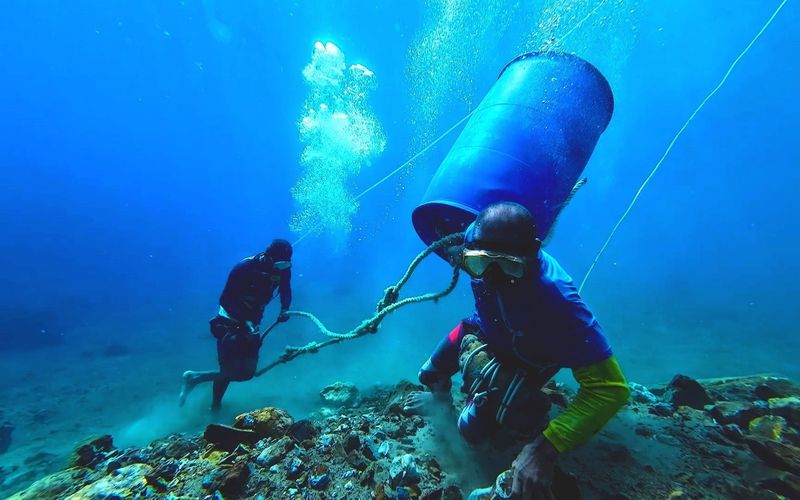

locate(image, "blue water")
[[1, 0, 798, 493]]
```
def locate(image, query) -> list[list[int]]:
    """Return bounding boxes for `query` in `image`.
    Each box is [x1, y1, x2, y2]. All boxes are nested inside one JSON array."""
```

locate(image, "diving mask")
[[461, 249, 526, 279], [273, 260, 291, 271]]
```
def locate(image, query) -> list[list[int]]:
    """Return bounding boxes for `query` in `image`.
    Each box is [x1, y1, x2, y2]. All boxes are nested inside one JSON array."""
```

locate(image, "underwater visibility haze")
[[1, 0, 799, 497]]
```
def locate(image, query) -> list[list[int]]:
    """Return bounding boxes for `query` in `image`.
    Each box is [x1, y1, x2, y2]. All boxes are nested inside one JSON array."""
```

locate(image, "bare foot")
[[403, 391, 436, 415], [178, 371, 199, 407]]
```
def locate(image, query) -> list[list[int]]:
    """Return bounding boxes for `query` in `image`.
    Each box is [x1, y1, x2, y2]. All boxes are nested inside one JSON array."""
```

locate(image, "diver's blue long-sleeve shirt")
[[424, 249, 626, 452], [218, 254, 291, 325], [470, 249, 612, 369], [429, 249, 612, 375]]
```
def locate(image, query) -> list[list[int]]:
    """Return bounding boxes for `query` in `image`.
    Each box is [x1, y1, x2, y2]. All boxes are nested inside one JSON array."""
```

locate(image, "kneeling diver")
[[405, 202, 630, 499]]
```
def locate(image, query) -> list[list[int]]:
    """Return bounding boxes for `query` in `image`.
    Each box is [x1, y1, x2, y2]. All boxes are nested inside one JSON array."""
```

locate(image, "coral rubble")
[[6, 374, 800, 499]]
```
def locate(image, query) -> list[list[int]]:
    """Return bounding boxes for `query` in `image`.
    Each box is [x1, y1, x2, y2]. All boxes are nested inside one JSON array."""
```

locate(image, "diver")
[[404, 202, 630, 499], [179, 239, 293, 411]]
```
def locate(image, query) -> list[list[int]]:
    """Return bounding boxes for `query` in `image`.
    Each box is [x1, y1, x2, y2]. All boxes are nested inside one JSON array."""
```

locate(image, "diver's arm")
[[542, 355, 630, 452], [404, 322, 464, 414]]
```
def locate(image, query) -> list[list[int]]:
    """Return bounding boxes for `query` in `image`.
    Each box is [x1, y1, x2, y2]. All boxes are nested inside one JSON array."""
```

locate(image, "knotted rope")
[[254, 232, 464, 378]]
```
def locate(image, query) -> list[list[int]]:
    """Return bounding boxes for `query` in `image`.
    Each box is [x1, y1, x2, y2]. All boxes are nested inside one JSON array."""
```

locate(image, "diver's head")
[[265, 239, 293, 270], [462, 202, 540, 285]]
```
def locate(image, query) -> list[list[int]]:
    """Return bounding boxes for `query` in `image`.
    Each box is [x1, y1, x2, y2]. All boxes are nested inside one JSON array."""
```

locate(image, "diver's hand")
[[277, 310, 290, 323], [403, 391, 439, 415], [511, 435, 558, 500]]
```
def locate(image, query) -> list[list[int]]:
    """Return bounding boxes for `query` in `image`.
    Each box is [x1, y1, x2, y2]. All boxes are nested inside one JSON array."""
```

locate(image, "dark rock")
[[552, 467, 581, 499], [635, 425, 655, 438], [359, 463, 376, 486], [344, 433, 361, 454], [217, 461, 251, 497], [387, 402, 404, 416], [768, 397, 800, 427], [347, 450, 369, 471], [755, 384, 783, 401], [706, 401, 767, 427], [289, 419, 319, 443], [747, 437, 800, 474], [320, 382, 359, 407], [362, 440, 378, 461], [663, 374, 713, 409], [144, 473, 168, 493], [69, 434, 114, 468], [204, 424, 260, 450], [0, 422, 13, 454], [760, 473, 800, 498], [427, 457, 443, 478]]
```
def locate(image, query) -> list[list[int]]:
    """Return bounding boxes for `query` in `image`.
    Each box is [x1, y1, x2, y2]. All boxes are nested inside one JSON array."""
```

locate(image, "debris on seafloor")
[[6, 374, 800, 499], [320, 381, 360, 408]]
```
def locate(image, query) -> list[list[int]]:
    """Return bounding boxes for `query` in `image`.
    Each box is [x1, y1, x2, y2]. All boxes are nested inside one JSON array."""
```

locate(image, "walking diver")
[[404, 202, 630, 499], [179, 239, 293, 411]]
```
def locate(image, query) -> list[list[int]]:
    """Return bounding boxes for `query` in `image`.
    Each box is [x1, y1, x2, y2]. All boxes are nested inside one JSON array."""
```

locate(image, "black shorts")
[[209, 316, 261, 381]]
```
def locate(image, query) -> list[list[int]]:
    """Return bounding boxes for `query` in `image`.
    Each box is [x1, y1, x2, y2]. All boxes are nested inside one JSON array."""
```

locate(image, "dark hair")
[[265, 239, 293, 261], [466, 202, 539, 257]]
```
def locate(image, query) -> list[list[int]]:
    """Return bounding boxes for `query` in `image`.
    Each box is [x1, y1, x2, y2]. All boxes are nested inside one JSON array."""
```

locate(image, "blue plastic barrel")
[[412, 52, 614, 254]]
